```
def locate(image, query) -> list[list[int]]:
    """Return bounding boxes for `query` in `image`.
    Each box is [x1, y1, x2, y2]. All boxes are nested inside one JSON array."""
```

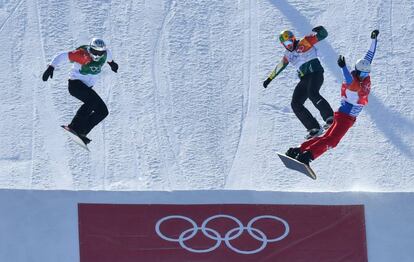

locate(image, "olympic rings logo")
[[155, 214, 290, 254]]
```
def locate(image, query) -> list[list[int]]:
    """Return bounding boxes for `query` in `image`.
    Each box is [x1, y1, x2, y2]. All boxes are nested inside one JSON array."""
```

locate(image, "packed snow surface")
[[0, 0, 413, 191]]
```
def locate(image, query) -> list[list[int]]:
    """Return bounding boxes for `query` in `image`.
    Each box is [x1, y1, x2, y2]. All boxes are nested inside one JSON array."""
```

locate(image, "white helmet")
[[355, 58, 371, 73], [88, 38, 107, 61]]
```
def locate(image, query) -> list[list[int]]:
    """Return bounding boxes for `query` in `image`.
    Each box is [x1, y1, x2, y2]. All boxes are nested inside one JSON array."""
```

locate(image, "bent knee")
[[308, 92, 323, 104], [94, 102, 108, 118], [291, 101, 304, 111], [101, 105, 109, 118]]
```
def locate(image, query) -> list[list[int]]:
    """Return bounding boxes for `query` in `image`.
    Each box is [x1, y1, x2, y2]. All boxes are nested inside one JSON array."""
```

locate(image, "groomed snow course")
[[0, 1, 413, 190]]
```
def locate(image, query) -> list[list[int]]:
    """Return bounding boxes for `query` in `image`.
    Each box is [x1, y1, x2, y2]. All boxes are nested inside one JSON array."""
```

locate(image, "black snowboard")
[[277, 152, 316, 180]]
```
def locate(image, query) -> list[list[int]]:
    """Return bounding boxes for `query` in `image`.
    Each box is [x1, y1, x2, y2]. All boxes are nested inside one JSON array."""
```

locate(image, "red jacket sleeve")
[[303, 34, 319, 46], [68, 49, 91, 65]]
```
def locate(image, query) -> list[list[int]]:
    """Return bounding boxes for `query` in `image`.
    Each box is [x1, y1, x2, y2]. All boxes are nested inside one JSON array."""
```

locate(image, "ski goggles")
[[89, 48, 106, 57], [358, 71, 369, 78], [282, 40, 294, 50]]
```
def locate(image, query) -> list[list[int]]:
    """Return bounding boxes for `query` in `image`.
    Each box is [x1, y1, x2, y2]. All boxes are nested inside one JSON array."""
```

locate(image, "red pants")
[[300, 111, 356, 160]]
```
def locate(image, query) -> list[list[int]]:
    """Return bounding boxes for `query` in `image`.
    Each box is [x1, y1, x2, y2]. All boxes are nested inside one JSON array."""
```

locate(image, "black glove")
[[371, 29, 379, 39], [42, 65, 54, 81], [263, 78, 272, 88], [108, 61, 118, 73], [337, 55, 346, 68], [312, 26, 324, 33]]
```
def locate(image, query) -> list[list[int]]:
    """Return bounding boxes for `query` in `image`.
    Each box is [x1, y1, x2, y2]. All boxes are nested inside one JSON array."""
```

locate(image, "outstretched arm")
[[42, 52, 70, 81], [263, 56, 289, 88], [269, 56, 289, 79], [50, 52, 70, 68], [105, 49, 118, 73], [51, 48, 93, 68], [364, 30, 379, 63], [42, 49, 90, 81], [303, 26, 328, 46]]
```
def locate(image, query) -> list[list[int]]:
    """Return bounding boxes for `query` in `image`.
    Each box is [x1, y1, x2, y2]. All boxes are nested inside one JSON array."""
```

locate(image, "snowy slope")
[[0, 0, 413, 191]]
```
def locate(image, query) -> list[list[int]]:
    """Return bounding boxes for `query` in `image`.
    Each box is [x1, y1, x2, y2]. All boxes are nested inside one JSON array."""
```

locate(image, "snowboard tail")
[[277, 152, 317, 180], [61, 125, 90, 151]]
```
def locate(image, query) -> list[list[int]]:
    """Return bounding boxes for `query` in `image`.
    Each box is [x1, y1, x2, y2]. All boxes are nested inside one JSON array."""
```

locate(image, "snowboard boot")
[[63, 125, 78, 136], [323, 116, 334, 130], [66, 125, 91, 145], [305, 128, 323, 139], [286, 147, 301, 159], [296, 151, 313, 166], [67, 124, 81, 135]]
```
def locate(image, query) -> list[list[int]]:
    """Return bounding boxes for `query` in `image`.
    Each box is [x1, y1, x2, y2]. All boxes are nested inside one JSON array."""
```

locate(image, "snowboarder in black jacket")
[[264, 26, 334, 139]]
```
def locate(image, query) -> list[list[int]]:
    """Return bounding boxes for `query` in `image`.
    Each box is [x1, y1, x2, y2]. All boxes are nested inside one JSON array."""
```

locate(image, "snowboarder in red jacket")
[[286, 30, 379, 166]]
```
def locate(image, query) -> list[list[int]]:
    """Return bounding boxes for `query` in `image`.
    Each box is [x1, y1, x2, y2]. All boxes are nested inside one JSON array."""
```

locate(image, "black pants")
[[291, 71, 333, 130], [68, 80, 108, 135]]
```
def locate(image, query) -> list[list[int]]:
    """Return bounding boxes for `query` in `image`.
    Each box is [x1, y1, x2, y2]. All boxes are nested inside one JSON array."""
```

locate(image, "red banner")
[[78, 204, 367, 262]]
